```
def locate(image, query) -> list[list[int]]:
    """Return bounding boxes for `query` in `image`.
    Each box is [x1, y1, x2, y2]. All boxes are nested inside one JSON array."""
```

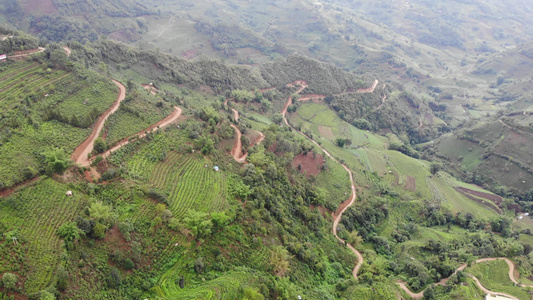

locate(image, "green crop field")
[[0, 60, 119, 187], [121, 132, 229, 218], [104, 91, 173, 146], [0, 178, 86, 294], [149, 152, 229, 217], [468, 260, 530, 300], [155, 269, 253, 299]]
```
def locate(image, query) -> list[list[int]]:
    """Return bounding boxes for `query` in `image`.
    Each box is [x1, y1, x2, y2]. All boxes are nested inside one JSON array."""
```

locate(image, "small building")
[[66, 190, 73, 196], [214, 166, 219, 172]]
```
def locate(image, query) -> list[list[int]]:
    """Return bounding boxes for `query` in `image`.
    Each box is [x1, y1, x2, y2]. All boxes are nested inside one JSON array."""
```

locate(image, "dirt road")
[[230, 124, 245, 162], [71, 80, 126, 167], [397, 257, 528, 299], [62, 46, 71, 56], [356, 79, 379, 93], [8, 47, 45, 59], [281, 80, 364, 279]]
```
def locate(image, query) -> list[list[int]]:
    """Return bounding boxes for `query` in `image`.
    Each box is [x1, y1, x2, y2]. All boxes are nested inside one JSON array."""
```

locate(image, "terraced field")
[[149, 152, 229, 217], [154, 269, 253, 299], [469, 260, 530, 300], [0, 60, 117, 187], [0, 178, 86, 294]]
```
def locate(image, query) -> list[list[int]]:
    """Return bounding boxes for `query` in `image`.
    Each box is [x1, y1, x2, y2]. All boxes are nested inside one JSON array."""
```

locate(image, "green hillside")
[[1, 2, 533, 299]]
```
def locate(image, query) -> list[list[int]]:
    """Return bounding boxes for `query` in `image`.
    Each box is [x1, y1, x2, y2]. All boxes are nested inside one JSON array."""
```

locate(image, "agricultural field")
[[468, 260, 530, 300], [0, 178, 86, 294], [289, 101, 503, 219], [149, 152, 229, 217], [0, 60, 118, 187], [154, 268, 256, 299], [118, 131, 229, 218], [104, 89, 173, 146]]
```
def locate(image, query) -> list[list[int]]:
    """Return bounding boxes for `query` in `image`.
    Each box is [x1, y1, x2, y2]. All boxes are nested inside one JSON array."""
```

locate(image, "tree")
[[184, 210, 213, 239], [88, 202, 113, 226], [272, 113, 284, 125], [347, 230, 363, 247], [40, 290, 55, 300], [211, 211, 230, 229], [42, 148, 71, 174], [57, 222, 84, 249], [243, 287, 265, 300], [107, 267, 122, 288], [423, 285, 435, 299], [430, 162, 442, 175], [194, 257, 205, 273], [92, 222, 107, 239], [94, 137, 107, 154], [269, 245, 292, 277], [56, 265, 68, 291], [2, 272, 17, 290]]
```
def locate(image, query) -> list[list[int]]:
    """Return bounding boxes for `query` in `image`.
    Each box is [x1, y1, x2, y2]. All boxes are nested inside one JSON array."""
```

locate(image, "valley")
[[0, 0, 533, 299]]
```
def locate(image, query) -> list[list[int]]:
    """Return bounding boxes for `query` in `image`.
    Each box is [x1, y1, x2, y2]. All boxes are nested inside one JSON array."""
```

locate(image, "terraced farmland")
[[0, 60, 117, 187], [0, 178, 86, 294], [155, 269, 253, 299], [150, 152, 229, 218]]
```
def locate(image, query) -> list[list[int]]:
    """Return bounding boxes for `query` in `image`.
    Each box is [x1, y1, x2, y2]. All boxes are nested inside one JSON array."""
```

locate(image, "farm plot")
[[295, 103, 343, 128], [468, 259, 530, 300], [104, 92, 173, 146], [0, 178, 86, 294], [149, 152, 229, 218], [0, 61, 119, 187], [155, 269, 253, 299]]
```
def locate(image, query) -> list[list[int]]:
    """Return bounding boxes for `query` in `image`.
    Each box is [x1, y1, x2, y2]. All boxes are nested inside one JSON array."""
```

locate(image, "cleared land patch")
[[292, 152, 324, 177]]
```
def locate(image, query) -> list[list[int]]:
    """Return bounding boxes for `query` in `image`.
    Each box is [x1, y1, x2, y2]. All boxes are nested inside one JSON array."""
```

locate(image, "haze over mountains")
[[1, 0, 533, 299]]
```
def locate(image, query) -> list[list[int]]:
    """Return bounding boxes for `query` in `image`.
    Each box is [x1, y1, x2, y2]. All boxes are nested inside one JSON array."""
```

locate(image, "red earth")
[[292, 152, 324, 177]]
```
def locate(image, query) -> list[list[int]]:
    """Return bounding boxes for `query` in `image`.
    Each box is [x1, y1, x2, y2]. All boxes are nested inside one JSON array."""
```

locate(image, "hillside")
[[1, 2, 533, 300], [4, 0, 533, 195]]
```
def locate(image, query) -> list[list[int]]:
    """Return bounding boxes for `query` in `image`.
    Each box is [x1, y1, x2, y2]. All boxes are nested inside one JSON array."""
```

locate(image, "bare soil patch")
[[310, 204, 331, 218], [456, 187, 503, 204], [424, 112, 434, 125], [23, 0, 57, 15], [317, 126, 335, 140], [403, 175, 416, 192], [142, 83, 158, 95], [455, 187, 503, 214], [182, 48, 199, 60], [292, 152, 324, 177]]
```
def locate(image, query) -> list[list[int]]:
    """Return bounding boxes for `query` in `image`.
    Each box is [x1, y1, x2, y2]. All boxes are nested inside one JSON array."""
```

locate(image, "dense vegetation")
[[1, 1, 533, 298]]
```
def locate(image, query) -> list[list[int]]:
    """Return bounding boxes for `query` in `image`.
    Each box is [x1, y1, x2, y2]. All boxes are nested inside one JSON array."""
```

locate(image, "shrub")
[[2, 272, 17, 290]]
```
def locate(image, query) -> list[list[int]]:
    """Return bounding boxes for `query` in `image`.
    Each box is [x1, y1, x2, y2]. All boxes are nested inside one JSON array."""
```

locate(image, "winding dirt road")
[[281, 80, 364, 279], [71, 80, 126, 167], [397, 257, 527, 299], [356, 79, 379, 93], [7, 47, 45, 59]]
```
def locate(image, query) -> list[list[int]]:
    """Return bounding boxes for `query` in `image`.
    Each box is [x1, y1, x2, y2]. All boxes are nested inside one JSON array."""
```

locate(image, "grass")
[[315, 157, 351, 210], [468, 259, 530, 300]]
